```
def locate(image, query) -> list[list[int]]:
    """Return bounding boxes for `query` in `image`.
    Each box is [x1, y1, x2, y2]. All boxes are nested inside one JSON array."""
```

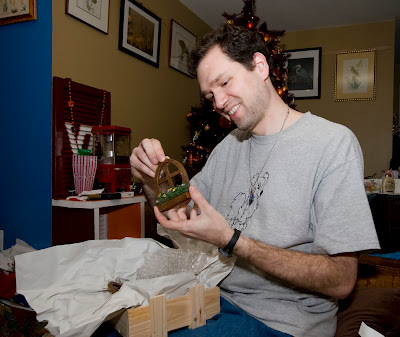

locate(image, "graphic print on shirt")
[[226, 172, 269, 231]]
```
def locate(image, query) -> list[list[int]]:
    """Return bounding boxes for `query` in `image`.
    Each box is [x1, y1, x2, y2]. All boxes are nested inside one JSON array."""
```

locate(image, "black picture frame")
[[119, 0, 161, 68], [169, 20, 197, 77], [285, 47, 322, 99], [65, 0, 110, 34]]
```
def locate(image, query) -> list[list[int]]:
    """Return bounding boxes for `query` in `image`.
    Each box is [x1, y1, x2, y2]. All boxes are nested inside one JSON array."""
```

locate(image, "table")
[[52, 196, 146, 245]]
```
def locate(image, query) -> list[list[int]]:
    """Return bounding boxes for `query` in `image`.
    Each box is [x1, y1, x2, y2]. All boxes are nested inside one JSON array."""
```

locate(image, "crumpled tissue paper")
[[15, 229, 235, 337]]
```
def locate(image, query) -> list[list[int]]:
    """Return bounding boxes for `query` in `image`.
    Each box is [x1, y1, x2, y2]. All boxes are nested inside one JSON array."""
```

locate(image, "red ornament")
[[219, 116, 232, 129], [247, 22, 254, 29]]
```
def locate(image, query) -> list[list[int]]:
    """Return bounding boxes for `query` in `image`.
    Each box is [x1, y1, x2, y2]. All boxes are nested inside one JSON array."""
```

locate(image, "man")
[[130, 24, 379, 336]]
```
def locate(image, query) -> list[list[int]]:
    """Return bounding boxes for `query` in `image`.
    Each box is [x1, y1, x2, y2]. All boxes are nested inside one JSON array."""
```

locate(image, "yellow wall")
[[282, 21, 396, 177], [52, 0, 211, 162], [53, 2, 395, 177]]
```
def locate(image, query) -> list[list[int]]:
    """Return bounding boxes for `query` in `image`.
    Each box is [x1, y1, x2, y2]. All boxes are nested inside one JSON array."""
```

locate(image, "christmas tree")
[[183, 0, 293, 178]]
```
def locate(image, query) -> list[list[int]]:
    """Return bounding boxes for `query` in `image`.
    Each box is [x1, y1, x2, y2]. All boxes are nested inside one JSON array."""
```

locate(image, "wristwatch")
[[218, 229, 241, 258]]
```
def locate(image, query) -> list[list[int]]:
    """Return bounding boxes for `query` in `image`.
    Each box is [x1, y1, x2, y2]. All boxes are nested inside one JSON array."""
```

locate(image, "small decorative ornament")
[[283, 85, 288, 92], [227, 19, 234, 25], [264, 35, 269, 42], [247, 21, 254, 29], [193, 130, 201, 143], [219, 116, 232, 129], [204, 124, 210, 131], [154, 159, 191, 211], [277, 87, 284, 97]]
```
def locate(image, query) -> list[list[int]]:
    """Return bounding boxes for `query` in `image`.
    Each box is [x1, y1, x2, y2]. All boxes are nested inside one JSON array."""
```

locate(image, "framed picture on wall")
[[119, 0, 161, 68], [169, 20, 197, 77], [0, 0, 36, 26], [285, 47, 322, 99], [335, 49, 376, 101], [65, 0, 110, 34]]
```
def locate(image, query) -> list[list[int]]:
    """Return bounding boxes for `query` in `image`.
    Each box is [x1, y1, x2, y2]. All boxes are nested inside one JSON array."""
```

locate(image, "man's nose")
[[213, 90, 228, 111]]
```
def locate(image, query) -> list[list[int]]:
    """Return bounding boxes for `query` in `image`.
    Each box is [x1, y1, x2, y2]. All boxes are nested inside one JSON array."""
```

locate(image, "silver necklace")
[[249, 106, 290, 205]]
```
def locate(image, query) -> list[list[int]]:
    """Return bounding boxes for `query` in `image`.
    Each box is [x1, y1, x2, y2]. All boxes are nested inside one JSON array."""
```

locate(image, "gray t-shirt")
[[191, 112, 380, 337]]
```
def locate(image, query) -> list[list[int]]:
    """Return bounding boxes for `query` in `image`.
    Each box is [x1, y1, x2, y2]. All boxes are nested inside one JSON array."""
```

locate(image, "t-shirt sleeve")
[[311, 134, 380, 255]]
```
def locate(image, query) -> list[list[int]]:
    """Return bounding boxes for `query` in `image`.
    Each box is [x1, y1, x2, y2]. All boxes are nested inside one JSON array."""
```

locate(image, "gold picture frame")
[[335, 49, 376, 101], [0, 0, 36, 26]]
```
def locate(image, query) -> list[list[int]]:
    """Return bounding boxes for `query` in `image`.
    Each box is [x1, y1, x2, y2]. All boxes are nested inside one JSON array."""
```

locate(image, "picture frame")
[[119, 0, 161, 68], [169, 20, 197, 77], [65, 0, 110, 34], [0, 0, 36, 26], [285, 47, 322, 99], [335, 49, 376, 101]]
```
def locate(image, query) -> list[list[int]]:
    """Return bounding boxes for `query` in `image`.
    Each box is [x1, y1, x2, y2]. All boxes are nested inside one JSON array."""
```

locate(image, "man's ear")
[[253, 52, 270, 80]]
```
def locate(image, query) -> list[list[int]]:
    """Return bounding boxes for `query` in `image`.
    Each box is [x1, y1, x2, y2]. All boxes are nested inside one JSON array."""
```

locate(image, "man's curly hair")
[[188, 23, 270, 78]]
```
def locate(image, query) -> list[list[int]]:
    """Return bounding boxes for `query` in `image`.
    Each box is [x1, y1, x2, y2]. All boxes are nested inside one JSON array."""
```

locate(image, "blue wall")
[[0, 1, 52, 249]]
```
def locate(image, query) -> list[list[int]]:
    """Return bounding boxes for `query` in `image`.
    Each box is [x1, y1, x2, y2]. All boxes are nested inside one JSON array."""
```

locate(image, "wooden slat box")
[[110, 285, 220, 337]]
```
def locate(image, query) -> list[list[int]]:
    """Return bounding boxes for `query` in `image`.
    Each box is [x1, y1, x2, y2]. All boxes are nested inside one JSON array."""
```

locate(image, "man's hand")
[[154, 185, 234, 248], [129, 138, 168, 207], [130, 138, 167, 181]]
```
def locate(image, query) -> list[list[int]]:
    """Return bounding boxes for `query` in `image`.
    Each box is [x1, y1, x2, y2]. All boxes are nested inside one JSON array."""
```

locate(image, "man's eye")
[[222, 79, 229, 87]]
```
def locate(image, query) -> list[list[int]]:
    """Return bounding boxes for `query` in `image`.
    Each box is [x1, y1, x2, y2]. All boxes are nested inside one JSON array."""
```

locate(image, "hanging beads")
[[68, 78, 106, 151]]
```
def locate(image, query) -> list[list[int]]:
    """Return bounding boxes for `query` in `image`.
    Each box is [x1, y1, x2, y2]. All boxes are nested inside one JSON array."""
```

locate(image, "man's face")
[[197, 46, 269, 134]]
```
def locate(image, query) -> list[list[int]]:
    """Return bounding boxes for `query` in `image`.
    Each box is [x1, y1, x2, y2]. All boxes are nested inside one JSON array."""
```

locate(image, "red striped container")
[[72, 154, 97, 195]]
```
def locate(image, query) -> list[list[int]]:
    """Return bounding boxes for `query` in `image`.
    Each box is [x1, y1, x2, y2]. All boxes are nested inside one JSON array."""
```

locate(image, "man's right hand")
[[129, 138, 167, 182]]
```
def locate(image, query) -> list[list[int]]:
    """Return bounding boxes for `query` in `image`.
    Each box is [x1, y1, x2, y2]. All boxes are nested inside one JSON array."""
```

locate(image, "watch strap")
[[218, 229, 241, 258]]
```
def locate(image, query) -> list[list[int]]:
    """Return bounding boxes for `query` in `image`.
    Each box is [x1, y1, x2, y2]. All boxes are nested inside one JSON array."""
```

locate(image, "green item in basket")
[[78, 149, 93, 156], [156, 183, 189, 205]]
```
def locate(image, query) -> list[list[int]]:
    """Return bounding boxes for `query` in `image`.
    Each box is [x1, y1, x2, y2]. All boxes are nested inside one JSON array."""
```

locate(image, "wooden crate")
[[110, 285, 220, 337]]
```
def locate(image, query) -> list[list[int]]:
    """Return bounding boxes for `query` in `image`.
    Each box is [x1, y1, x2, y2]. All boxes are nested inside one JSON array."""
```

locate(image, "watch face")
[[218, 247, 232, 258]]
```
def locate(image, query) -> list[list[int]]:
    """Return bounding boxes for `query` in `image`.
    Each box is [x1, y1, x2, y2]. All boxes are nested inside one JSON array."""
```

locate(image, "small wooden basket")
[[110, 285, 220, 337], [154, 159, 191, 212]]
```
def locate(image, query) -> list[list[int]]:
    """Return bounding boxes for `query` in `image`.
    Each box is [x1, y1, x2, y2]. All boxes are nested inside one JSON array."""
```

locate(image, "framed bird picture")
[[286, 47, 322, 99], [335, 49, 376, 101], [169, 20, 197, 77]]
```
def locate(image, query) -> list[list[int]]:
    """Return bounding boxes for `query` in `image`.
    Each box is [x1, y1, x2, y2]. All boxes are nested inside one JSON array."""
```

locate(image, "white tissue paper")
[[0, 239, 36, 271], [358, 322, 384, 337], [16, 229, 235, 337]]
